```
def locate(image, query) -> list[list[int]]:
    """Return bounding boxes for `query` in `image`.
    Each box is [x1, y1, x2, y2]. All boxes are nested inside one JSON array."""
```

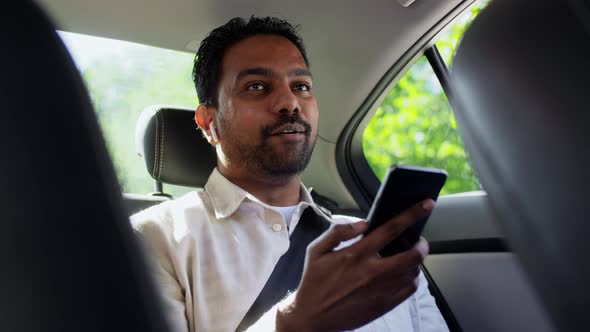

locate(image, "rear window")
[[59, 32, 197, 197]]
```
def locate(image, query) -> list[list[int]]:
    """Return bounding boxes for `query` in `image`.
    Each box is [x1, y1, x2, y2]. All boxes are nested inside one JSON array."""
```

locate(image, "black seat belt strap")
[[236, 207, 330, 331]]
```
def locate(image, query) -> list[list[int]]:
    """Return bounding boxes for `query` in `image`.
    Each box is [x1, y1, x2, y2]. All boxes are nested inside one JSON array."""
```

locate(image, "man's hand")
[[276, 199, 434, 332]]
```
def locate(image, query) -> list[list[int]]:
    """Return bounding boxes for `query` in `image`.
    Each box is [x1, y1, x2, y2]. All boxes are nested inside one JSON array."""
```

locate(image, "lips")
[[269, 123, 307, 136]]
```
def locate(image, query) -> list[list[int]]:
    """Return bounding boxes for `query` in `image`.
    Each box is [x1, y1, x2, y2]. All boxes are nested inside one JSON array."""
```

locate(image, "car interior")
[[2, 0, 589, 331]]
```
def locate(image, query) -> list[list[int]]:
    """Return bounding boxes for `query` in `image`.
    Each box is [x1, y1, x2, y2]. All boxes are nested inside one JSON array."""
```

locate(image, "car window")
[[436, 1, 489, 67], [59, 32, 197, 197], [362, 2, 487, 195]]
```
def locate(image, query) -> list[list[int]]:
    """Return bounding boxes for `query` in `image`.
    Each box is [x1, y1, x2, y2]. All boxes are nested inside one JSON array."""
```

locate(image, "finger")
[[376, 238, 429, 277], [387, 277, 420, 306], [415, 236, 429, 258], [307, 221, 368, 258], [362, 270, 420, 315], [354, 200, 434, 255]]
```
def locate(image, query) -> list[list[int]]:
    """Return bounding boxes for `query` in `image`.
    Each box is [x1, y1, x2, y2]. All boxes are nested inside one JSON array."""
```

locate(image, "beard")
[[221, 114, 316, 177]]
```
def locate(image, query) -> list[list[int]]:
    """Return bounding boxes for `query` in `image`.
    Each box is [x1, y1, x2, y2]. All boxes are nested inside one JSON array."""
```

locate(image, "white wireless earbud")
[[210, 122, 219, 143]]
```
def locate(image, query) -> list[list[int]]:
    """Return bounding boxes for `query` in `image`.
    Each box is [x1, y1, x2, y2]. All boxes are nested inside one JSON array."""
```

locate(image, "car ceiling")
[[36, 0, 470, 208]]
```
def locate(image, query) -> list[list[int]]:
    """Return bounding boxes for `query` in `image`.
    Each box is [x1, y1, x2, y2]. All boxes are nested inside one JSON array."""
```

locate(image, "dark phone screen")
[[365, 165, 447, 256]]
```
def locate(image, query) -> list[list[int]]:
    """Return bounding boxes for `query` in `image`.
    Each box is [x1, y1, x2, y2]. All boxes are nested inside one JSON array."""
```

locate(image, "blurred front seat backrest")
[[0, 1, 170, 331], [451, 0, 590, 331]]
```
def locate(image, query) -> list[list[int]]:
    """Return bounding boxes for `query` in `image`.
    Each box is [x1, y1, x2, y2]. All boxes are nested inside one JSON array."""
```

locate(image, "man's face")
[[215, 34, 318, 178]]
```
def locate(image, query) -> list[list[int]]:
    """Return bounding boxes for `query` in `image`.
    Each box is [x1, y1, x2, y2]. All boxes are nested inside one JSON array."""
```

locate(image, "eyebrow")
[[236, 67, 313, 81], [289, 68, 313, 78]]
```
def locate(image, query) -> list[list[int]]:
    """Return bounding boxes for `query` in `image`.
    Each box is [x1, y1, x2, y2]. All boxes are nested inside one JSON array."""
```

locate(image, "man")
[[132, 16, 448, 332]]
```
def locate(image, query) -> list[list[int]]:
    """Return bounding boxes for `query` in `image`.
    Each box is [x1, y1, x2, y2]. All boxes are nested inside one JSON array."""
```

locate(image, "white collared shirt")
[[131, 168, 449, 332]]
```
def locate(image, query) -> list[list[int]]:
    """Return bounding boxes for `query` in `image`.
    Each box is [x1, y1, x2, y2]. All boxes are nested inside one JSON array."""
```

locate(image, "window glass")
[[436, 0, 490, 67], [59, 32, 198, 197], [362, 2, 487, 195]]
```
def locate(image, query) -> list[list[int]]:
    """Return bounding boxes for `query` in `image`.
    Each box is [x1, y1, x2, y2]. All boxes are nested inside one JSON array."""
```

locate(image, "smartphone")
[[365, 165, 447, 256]]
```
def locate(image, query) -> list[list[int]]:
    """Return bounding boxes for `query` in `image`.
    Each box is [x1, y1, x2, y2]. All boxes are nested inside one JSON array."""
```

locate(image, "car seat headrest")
[[136, 105, 217, 188]]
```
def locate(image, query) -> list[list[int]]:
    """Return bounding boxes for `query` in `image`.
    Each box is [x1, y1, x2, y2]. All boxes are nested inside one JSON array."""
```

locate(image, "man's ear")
[[195, 104, 219, 144]]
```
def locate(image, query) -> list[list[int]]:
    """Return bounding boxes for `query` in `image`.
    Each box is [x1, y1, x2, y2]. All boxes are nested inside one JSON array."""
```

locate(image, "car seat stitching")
[[153, 113, 159, 177], [158, 114, 165, 179]]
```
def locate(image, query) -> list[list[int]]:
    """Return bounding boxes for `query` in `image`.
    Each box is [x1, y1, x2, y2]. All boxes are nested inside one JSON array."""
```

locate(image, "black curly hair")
[[192, 16, 309, 107]]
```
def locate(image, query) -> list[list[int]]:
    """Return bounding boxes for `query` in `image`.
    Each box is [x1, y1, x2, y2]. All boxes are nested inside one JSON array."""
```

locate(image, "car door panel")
[[423, 193, 556, 332]]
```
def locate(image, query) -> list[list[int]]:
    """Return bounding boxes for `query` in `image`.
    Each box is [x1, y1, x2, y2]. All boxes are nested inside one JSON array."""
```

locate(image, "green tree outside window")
[[362, 2, 487, 195], [60, 32, 197, 197]]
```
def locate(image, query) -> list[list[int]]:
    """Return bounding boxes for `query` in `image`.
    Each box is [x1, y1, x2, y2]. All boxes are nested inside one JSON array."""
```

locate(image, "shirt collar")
[[298, 185, 331, 219], [204, 168, 331, 221], [204, 168, 249, 219]]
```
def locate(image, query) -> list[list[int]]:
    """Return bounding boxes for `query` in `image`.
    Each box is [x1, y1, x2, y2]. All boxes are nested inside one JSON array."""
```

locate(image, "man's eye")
[[294, 83, 311, 91], [247, 83, 265, 91]]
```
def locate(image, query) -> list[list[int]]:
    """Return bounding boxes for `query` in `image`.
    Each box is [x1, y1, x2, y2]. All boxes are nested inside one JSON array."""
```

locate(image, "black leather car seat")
[[451, 1, 590, 331], [120, 106, 217, 215], [135, 105, 217, 191], [0, 1, 170, 331]]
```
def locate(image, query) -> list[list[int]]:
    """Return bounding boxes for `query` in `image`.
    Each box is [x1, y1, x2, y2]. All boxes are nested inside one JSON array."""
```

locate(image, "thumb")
[[308, 221, 368, 258]]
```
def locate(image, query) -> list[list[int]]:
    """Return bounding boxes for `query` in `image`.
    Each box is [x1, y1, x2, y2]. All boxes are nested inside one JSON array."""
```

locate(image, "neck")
[[217, 166, 302, 206]]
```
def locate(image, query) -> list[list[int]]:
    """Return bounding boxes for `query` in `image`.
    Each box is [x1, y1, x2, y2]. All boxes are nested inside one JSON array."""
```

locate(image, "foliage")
[[436, 2, 488, 66], [362, 3, 486, 195], [79, 43, 197, 196]]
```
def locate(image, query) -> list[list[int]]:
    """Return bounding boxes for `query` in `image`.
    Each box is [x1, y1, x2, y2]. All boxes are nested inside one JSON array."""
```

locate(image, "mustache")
[[262, 114, 311, 137]]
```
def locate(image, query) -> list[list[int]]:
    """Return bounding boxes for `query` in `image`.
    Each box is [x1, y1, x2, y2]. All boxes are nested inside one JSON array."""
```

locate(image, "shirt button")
[[272, 224, 283, 232]]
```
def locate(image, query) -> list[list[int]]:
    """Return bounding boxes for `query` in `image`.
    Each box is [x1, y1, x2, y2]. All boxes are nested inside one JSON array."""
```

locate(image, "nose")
[[272, 83, 300, 115]]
